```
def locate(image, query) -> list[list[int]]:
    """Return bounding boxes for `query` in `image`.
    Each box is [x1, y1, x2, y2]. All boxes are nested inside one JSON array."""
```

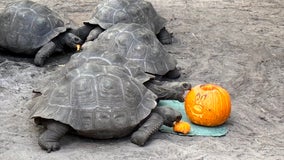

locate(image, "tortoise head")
[[154, 107, 182, 127], [63, 32, 83, 50]]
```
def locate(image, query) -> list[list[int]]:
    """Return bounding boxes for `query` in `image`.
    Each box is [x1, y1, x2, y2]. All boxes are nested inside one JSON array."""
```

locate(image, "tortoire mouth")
[[176, 115, 182, 122], [76, 44, 81, 51]]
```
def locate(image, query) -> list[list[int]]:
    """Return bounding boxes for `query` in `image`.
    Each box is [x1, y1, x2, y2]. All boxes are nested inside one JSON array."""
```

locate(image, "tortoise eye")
[[74, 37, 81, 43]]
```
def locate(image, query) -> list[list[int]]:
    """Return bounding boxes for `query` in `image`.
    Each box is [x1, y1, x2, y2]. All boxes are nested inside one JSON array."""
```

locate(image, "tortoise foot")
[[34, 59, 44, 67], [131, 131, 148, 146], [37, 120, 69, 152], [157, 28, 173, 45], [38, 136, 60, 153]]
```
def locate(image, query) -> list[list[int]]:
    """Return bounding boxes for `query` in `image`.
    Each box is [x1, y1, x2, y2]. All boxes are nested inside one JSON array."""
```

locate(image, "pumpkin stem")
[[200, 84, 216, 90]]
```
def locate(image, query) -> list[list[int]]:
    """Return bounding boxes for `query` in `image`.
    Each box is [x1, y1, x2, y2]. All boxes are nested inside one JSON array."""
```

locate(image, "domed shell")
[[85, 23, 177, 76], [30, 63, 157, 139], [86, 0, 167, 34], [0, 0, 66, 54], [63, 46, 154, 83]]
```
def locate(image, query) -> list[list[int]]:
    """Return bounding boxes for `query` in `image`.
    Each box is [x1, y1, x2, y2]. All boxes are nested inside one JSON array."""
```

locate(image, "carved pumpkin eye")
[[184, 84, 231, 126]]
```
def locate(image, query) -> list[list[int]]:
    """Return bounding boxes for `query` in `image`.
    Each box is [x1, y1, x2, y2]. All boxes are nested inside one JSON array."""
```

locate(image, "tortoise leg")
[[131, 107, 182, 146], [38, 120, 69, 153], [86, 26, 104, 41], [144, 80, 191, 102], [156, 27, 173, 45], [34, 41, 56, 66]]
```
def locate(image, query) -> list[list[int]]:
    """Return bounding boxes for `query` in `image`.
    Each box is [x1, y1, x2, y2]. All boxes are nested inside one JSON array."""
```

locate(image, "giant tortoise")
[[82, 0, 172, 44], [0, 0, 83, 66], [29, 59, 190, 152], [82, 23, 180, 79]]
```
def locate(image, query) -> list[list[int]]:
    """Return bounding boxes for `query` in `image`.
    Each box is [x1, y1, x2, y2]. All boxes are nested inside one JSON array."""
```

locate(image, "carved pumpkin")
[[184, 84, 231, 126], [173, 120, 191, 134]]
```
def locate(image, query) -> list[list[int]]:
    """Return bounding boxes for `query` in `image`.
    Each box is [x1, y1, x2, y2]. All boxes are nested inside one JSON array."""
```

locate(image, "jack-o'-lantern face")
[[184, 84, 231, 126]]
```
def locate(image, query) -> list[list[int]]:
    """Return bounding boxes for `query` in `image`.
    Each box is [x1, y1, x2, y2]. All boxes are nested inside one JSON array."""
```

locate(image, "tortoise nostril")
[[182, 83, 191, 90]]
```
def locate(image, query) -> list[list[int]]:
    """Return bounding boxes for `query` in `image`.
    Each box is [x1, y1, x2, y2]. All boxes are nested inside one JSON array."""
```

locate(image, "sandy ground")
[[0, 0, 283, 159]]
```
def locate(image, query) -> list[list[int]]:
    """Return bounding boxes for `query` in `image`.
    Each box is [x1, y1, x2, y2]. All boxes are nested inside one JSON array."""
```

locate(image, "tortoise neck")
[[71, 24, 96, 42], [51, 33, 65, 52]]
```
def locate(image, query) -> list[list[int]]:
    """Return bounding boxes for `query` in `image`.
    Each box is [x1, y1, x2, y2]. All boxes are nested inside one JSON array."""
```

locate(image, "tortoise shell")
[[86, 0, 167, 34], [83, 23, 177, 76], [0, 0, 66, 55], [30, 62, 157, 139], [63, 46, 154, 83]]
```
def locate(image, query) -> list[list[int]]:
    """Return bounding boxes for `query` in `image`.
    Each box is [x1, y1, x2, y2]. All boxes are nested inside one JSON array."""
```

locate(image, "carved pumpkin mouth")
[[190, 104, 204, 118]]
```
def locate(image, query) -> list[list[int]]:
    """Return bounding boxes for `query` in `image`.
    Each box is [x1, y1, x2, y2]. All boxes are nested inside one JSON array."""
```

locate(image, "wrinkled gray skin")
[[82, 23, 180, 79], [81, 0, 172, 44], [30, 61, 190, 152], [0, 0, 83, 66]]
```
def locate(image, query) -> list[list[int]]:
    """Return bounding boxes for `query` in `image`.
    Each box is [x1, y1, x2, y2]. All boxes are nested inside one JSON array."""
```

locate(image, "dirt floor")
[[0, 0, 283, 159]]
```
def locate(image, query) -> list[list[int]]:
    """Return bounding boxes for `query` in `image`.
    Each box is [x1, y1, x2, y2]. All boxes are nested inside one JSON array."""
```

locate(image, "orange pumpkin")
[[173, 120, 191, 134], [184, 84, 231, 126]]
